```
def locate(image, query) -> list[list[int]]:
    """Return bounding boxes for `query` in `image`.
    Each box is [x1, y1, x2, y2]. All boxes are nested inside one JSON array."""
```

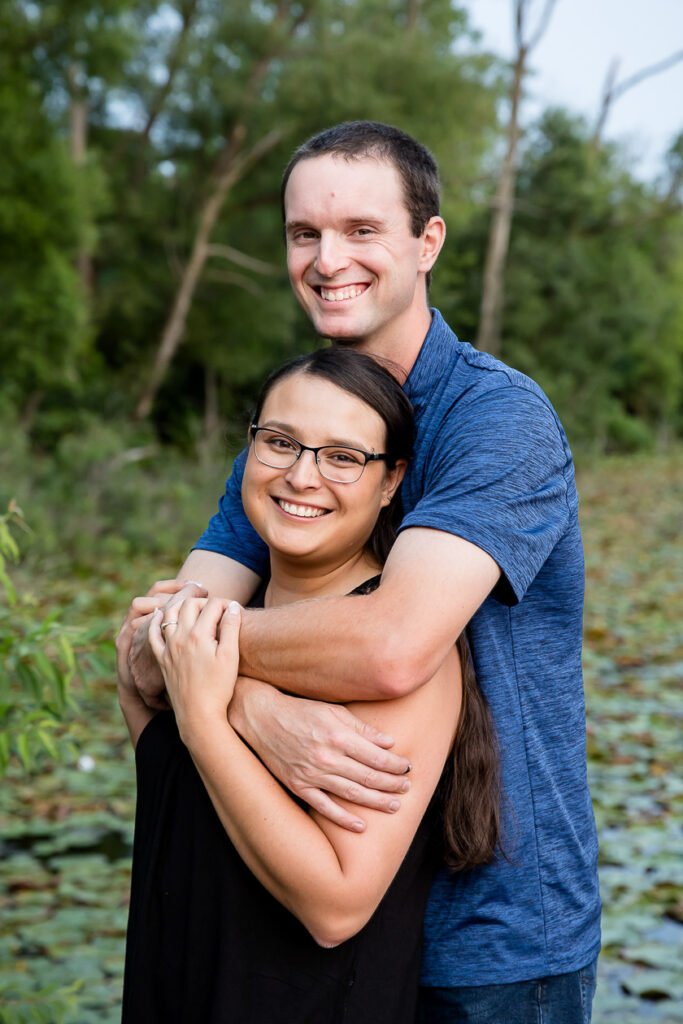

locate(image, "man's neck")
[[352, 305, 433, 381]]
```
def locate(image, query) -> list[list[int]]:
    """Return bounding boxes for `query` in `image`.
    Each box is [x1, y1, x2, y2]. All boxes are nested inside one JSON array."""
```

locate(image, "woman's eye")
[[328, 450, 362, 465], [268, 436, 297, 451]]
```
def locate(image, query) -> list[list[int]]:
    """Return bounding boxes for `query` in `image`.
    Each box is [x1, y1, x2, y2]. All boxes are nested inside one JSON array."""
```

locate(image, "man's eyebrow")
[[285, 221, 314, 234], [285, 217, 388, 232]]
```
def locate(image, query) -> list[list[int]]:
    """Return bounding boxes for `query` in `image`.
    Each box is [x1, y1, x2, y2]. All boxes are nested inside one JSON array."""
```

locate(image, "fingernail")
[[404, 763, 412, 774], [228, 601, 241, 616], [351, 821, 365, 833], [377, 733, 393, 743], [401, 780, 411, 793], [389, 800, 400, 812]]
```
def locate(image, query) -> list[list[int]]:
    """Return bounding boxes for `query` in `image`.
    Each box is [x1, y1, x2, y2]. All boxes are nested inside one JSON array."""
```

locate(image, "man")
[[121, 121, 600, 1021]]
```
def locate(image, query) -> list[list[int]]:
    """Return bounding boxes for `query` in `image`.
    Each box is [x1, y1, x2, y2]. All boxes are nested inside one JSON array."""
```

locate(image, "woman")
[[118, 348, 500, 1023]]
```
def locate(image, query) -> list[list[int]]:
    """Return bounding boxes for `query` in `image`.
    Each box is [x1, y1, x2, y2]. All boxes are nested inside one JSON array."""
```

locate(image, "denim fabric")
[[418, 959, 598, 1024]]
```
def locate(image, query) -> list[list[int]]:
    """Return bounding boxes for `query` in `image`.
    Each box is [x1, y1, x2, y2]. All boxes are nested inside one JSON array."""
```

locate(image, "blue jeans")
[[418, 959, 598, 1024]]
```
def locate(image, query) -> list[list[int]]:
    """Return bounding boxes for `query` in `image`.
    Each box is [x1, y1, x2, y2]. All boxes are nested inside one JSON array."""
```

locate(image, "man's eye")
[[353, 228, 373, 237]]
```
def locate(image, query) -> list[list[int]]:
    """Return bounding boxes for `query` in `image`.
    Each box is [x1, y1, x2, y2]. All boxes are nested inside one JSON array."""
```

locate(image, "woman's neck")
[[265, 550, 381, 607]]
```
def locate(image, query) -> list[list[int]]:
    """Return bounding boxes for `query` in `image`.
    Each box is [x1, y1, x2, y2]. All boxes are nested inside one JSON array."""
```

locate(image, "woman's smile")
[[274, 497, 331, 519]]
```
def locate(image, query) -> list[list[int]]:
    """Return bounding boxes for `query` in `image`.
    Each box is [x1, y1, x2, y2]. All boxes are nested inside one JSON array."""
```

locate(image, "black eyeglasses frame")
[[249, 425, 388, 483]]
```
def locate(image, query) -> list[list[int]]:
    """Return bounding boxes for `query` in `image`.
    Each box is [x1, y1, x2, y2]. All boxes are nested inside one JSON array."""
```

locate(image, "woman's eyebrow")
[[261, 420, 371, 450]]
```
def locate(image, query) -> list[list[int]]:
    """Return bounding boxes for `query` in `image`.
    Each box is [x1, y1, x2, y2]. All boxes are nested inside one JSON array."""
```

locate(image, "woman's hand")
[[148, 597, 242, 743]]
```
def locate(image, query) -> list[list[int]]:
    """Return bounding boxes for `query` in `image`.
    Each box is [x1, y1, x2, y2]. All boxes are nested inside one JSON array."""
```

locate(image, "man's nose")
[[314, 233, 350, 278], [284, 449, 322, 488]]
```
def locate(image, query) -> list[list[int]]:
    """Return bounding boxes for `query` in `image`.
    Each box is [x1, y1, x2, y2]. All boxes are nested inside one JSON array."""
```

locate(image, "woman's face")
[[242, 371, 405, 573]]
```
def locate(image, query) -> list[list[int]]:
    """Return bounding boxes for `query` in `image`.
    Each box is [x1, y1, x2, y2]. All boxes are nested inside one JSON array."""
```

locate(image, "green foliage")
[[0, 79, 89, 415], [0, 503, 115, 778], [437, 111, 683, 452], [0, 506, 80, 775], [0, 979, 82, 1024]]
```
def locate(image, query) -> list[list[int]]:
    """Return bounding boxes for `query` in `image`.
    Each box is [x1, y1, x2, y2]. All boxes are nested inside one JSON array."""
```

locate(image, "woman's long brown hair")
[[439, 633, 502, 871], [252, 347, 502, 872]]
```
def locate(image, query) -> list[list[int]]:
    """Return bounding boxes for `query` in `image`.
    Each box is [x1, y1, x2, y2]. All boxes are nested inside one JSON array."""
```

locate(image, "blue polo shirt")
[[194, 310, 601, 986]]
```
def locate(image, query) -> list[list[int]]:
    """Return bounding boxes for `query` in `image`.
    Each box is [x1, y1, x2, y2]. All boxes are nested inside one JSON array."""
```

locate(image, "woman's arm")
[[149, 598, 460, 947]]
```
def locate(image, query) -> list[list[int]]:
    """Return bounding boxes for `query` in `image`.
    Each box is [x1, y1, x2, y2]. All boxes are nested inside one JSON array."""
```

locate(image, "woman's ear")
[[381, 460, 407, 506]]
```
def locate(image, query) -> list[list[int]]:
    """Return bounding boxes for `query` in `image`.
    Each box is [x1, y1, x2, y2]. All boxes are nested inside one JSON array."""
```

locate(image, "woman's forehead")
[[260, 371, 386, 446]]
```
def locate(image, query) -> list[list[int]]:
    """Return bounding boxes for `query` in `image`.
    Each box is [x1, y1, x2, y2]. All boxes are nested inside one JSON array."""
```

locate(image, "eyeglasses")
[[250, 426, 388, 484]]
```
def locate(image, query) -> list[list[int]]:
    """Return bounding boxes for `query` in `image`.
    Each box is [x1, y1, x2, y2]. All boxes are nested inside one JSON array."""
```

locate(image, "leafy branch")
[[0, 503, 112, 776]]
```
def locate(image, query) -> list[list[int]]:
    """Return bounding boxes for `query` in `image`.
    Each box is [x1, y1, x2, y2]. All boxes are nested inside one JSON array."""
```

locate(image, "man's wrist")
[[229, 676, 278, 746], [118, 682, 148, 713]]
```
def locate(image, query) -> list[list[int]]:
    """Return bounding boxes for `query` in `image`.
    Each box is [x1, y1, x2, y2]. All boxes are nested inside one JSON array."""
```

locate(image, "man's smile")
[[315, 284, 369, 303]]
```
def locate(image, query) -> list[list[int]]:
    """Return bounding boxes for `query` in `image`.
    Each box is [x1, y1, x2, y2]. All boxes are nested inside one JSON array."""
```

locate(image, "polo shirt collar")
[[404, 308, 458, 405]]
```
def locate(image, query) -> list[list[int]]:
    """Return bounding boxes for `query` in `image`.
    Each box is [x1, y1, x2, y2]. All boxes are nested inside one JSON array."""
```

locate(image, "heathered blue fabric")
[[194, 310, 601, 985]]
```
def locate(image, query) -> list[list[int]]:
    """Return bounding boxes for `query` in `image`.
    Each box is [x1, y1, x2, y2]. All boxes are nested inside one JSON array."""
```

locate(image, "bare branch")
[[614, 49, 683, 101], [206, 244, 283, 277], [593, 57, 620, 148], [477, 0, 558, 356], [204, 269, 264, 296], [407, 0, 422, 33], [514, 0, 525, 51], [593, 49, 683, 146], [527, 0, 558, 53], [140, 0, 200, 145]]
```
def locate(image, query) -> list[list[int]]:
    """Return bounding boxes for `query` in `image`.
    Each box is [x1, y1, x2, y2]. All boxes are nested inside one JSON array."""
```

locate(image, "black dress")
[[122, 580, 441, 1023]]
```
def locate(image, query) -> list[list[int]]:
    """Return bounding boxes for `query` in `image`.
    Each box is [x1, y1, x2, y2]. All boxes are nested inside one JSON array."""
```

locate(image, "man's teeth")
[[278, 500, 327, 518], [320, 285, 365, 302]]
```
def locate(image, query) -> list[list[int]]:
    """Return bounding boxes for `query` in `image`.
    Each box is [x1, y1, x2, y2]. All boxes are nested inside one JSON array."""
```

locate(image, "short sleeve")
[[399, 387, 572, 605], [193, 448, 270, 577]]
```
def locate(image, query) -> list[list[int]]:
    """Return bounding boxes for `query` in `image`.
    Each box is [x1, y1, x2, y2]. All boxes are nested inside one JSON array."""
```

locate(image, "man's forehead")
[[284, 153, 406, 216]]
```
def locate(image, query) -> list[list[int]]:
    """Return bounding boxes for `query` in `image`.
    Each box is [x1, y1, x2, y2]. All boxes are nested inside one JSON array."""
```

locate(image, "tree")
[[500, 111, 683, 450], [476, 0, 557, 357]]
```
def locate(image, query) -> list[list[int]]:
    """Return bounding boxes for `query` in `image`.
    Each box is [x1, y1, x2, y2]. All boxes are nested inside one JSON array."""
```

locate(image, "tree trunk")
[[476, 0, 557, 357], [68, 64, 93, 294], [476, 44, 526, 356], [133, 0, 311, 420], [203, 366, 221, 447], [134, 126, 282, 420]]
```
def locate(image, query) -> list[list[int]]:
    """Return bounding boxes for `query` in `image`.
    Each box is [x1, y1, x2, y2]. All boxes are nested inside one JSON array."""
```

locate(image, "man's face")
[[284, 153, 432, 352]]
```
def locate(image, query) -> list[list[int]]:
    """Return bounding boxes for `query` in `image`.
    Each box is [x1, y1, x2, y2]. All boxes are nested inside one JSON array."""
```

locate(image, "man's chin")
[[312, 316, 370, 347]]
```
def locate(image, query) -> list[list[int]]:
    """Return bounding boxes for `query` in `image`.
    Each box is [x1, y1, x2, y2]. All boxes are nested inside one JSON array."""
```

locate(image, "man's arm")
[[237, 527, 500, 702], [120, 553, 413, 825], [178, 549, 261, 602]]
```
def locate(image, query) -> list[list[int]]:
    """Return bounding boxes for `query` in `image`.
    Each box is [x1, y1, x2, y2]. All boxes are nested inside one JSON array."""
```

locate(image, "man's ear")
[[418, 216, 446, 273]]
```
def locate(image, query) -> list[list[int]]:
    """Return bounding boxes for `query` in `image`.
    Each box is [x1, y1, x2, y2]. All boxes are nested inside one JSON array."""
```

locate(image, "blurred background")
[[0, 1, 681, 1021]]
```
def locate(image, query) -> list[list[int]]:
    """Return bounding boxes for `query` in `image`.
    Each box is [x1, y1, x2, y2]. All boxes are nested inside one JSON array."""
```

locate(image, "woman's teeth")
[[278, 500, 328, 518]]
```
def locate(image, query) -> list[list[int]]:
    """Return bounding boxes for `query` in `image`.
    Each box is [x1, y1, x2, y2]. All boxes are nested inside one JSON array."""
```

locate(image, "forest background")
[[0, 1, 681, 1022]]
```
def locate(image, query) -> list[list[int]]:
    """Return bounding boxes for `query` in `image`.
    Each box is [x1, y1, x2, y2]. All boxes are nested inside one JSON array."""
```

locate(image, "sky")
[[460, 0, 683, 179]]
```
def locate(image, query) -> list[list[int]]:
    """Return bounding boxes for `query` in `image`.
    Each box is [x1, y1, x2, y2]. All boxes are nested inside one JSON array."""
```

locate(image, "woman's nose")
[[284, 449, 322, 488]]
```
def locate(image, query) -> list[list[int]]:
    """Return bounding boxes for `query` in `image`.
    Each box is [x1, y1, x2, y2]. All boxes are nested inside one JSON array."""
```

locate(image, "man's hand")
[[122, 580, 208, 709], [229, 678, 412, 832]]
